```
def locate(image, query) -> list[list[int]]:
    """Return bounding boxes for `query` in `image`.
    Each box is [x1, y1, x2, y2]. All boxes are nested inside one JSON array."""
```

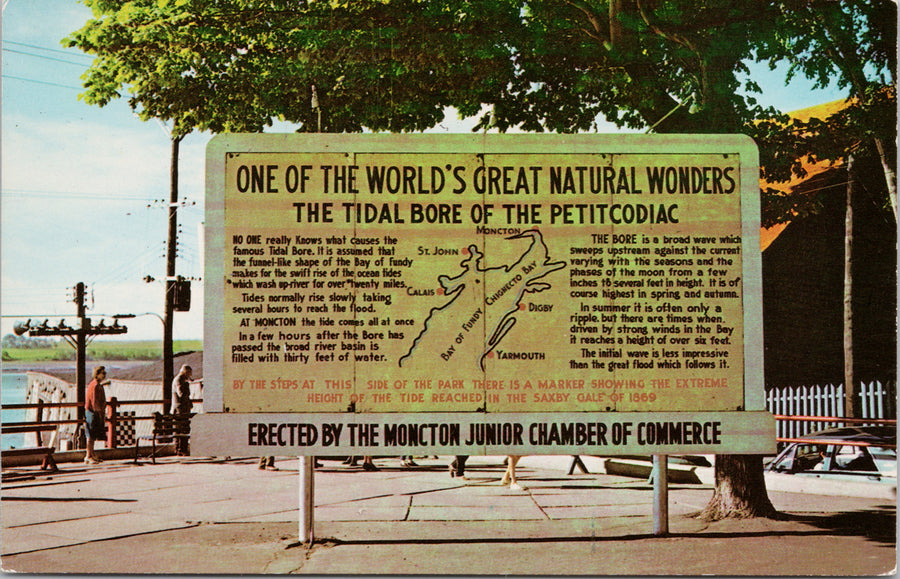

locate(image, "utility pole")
[[14, 282, 128, 447], [76, 282, 87, 428], [163, 135, 184, 414]]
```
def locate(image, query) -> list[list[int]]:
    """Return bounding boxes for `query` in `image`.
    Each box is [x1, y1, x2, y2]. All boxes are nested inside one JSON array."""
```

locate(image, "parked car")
[[765, 425, 896, 483]]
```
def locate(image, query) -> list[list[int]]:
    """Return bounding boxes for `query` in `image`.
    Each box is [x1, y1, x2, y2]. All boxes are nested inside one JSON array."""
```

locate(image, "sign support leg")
[[299, 456, 315, 545], [652, 454, 669, 536]]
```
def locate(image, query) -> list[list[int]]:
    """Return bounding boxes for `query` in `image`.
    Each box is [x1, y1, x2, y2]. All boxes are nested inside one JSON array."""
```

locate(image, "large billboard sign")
[[195, 134, 774, 456]]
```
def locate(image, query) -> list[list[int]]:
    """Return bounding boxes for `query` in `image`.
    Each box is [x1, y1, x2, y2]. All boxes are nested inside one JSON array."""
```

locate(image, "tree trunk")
[[698, 455, 779, 521], [612, 0, 775, 520], [872, 138, 897, 223], [843, 155, 859, 418]]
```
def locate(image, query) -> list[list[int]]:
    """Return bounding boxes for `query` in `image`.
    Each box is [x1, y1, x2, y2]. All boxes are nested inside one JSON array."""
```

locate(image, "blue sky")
[[1, 0, 847, 341]]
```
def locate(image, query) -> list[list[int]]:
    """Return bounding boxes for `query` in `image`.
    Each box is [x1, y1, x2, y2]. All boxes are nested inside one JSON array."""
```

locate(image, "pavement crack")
[[403, 494, 413, 521]]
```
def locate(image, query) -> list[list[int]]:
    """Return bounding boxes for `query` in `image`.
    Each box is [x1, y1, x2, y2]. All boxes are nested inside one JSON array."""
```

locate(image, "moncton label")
[[202, 135, 770, 455]]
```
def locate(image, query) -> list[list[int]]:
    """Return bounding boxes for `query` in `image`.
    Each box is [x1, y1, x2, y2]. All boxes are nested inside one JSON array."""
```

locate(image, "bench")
[[2, 424, 60, 471], [135, 412, 192, 464], [1, 447, 58, 471]]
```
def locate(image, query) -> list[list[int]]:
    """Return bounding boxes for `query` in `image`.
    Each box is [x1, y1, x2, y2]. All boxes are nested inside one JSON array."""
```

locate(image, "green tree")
[[756, 0, 896, 218], [68, 0, 524, 133], [751, 0, 896, 418], [68, 0, 777, 521]]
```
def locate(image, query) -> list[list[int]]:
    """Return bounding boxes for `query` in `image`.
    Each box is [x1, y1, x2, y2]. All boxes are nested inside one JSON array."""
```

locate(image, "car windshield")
[[869, 446, 897, 476], [770, 443, 824, 472], [769, 428, 897, 478], [832, 444, 877, 471], [771, 441, 896, 477]]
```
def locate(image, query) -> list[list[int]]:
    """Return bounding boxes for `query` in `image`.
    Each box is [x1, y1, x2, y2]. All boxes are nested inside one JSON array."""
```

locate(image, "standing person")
[[84, 366, 109, 464], [449, 455, 468, 478], [171, 365, 193, 456]]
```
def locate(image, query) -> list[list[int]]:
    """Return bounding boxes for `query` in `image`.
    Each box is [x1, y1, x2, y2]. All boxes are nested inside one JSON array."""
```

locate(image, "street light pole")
[[113, 312, 167, 413]]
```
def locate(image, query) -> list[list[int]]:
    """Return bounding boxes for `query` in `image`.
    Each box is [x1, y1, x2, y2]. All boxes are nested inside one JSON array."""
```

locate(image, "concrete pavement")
[[1, 454, 896, 574]]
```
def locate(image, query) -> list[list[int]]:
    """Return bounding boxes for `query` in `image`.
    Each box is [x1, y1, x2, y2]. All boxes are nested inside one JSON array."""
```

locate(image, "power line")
[[2, 188, 160, 202], [4, 40, 94, 60], [1, 74, 81, 90], [91, 243, 167, 288], [3, 47, 90, 67]]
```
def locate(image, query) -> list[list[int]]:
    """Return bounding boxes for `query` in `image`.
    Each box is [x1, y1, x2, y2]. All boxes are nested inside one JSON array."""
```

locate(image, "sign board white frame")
[[196, 134, 774, 457]]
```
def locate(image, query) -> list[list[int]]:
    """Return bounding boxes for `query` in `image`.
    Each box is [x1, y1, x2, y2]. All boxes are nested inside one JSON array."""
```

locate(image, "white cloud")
[[4, 114, 175, 198]]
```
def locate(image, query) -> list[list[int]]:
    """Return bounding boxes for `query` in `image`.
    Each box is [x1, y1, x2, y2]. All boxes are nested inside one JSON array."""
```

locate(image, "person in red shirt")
[[84, 366, 109, 464]]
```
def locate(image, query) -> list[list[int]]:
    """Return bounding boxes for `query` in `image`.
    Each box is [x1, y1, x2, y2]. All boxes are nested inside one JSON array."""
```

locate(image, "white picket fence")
[[766, 380, 897, 442]]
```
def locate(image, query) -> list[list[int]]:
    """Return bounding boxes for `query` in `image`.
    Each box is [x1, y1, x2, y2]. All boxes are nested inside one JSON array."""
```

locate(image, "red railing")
[[774, 415, 896, 449]]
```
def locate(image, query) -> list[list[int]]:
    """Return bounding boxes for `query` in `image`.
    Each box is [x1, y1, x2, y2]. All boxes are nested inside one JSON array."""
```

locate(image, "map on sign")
[[400, 230, 567, 372]]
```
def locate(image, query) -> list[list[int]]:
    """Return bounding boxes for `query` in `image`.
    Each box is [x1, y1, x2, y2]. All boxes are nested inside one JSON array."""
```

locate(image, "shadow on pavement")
[[4, 496, 137, 503], [300, 527, 849, 549], [784, 506, 896, 546]]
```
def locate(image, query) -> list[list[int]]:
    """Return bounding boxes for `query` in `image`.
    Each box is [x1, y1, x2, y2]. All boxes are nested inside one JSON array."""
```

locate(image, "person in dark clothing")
[[449, 455, 467, 478], [171, 365, 193, 456]]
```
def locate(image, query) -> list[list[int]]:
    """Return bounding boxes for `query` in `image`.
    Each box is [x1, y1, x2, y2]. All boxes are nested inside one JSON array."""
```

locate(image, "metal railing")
[[774, 415, 897, 449], [2, 397, 202, 450]]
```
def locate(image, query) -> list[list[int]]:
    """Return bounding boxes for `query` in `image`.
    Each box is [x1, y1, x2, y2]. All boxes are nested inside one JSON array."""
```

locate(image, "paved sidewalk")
[[1, 455, 896, 574]]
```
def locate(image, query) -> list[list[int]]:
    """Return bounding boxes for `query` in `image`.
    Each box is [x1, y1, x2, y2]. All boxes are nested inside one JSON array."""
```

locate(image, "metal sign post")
[[298, 456, 315, 544], [652, 454, 669, 536]]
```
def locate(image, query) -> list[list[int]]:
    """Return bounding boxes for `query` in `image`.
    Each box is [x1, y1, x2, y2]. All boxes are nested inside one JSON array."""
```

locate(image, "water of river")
[[2, 373, 27, 449]]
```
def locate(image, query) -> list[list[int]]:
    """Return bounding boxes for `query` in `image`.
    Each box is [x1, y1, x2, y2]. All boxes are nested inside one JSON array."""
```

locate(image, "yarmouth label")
[[212, 137, 756, 416]]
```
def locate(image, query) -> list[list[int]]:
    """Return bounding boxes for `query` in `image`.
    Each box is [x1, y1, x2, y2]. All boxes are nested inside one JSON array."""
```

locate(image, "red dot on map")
[[462, 247, 469, 255], [486, 351, 494, 358], [519, 303, 526, 310], [437, 288, 444, 295]]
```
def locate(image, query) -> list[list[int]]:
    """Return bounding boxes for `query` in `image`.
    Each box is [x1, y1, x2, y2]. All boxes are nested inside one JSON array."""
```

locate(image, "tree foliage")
[[750, 0, 896, 224], [753, 85, 896, 227], [1, 334, 59, 349], [68, 0, 895, 222], [66, 0, 524, 135]]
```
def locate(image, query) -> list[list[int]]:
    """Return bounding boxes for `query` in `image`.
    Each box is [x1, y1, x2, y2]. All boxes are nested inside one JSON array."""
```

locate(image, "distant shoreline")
[[2, 359, 156, 374]]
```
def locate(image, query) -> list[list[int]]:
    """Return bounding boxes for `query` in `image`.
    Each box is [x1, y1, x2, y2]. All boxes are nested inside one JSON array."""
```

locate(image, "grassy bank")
[[1, 340, 202, 362]]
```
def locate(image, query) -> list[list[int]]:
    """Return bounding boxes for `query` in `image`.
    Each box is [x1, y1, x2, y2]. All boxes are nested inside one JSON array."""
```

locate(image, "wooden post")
[[35, 399, 45, 446], [107, 397, 118, 448]]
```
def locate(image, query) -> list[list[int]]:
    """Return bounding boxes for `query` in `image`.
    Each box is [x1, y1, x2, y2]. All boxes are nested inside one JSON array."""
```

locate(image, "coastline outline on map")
[[399, 229, 567, 371]]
